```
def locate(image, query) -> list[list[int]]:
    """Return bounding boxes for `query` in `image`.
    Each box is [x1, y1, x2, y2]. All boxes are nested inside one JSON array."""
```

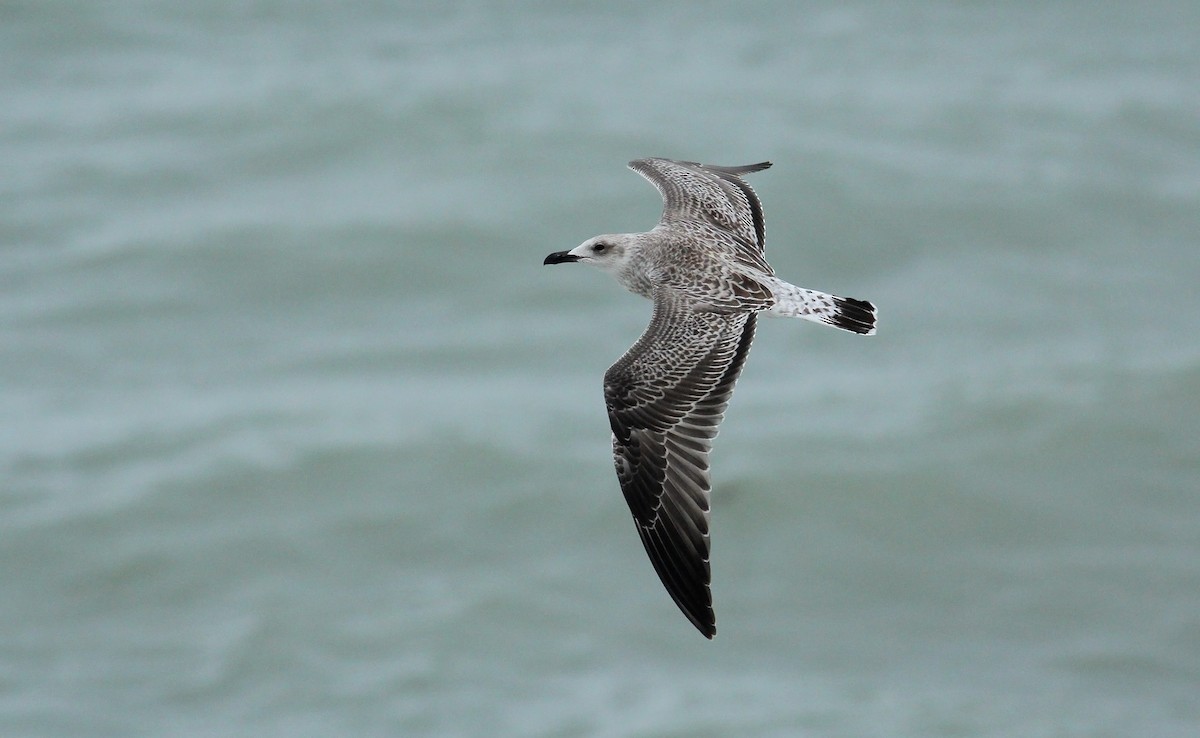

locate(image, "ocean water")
[[3, 1, 1199, 736]]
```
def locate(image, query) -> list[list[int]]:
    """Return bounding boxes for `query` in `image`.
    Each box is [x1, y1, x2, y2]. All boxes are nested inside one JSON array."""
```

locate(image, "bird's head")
[[543, 234, 637, 276]]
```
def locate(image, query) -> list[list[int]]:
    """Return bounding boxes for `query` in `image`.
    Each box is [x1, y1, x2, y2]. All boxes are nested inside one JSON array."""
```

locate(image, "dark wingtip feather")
[[629, 158, 772, 176], [705, 160, 772, 175], [831, 297, 877, 335]]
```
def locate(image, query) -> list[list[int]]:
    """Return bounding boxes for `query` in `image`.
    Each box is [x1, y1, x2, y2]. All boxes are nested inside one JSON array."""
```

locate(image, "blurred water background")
[[3, 2, 1199, 736]]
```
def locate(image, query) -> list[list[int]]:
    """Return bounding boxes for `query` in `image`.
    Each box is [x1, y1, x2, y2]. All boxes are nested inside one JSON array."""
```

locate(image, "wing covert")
[[603, 294, 757, 638], [628, 157, 774, 274]]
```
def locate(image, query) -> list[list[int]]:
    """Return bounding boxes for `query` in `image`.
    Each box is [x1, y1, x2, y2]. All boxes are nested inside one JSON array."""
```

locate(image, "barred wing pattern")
[[628, 158, 774, 275], [604, 293, 757, 638], [544, 157, 875, 637]]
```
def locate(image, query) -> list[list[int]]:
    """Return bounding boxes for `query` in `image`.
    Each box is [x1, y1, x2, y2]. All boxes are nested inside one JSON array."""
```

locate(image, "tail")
[[764, 279, 877, 335]]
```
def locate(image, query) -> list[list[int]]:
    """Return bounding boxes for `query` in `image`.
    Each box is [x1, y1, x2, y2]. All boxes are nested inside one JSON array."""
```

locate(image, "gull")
[[544, 158, 876, 638]]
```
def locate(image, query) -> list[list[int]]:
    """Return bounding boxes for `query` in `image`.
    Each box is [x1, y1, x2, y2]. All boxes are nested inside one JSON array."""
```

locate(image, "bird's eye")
[[591, 242, 608, 253]]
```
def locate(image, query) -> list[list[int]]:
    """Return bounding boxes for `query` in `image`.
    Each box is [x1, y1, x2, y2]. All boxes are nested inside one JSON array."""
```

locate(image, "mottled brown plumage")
[[544, 158, 877, 638]]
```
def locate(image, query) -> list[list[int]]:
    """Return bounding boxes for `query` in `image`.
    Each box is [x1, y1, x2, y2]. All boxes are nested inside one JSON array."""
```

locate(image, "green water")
[[3, 2, 1199, 736]]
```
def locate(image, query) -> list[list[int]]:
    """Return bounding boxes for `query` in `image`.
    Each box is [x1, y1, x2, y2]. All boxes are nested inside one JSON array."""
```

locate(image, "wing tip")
[[737, 160, 773, 173], [681, 603, 717, 639], [628, 157, 773, 173]]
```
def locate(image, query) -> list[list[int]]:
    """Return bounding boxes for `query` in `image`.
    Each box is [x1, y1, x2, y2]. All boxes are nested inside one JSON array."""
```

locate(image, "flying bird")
[[544, 158, 876, 638]]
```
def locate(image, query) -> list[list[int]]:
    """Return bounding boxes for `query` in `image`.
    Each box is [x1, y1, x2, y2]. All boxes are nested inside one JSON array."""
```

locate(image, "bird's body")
[[544, 158, 876, 638]]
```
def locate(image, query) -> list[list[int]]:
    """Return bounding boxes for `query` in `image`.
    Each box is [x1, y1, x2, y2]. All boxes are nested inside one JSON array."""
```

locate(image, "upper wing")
[[603, 293, 757, 638], [628, 157, 774, 274]]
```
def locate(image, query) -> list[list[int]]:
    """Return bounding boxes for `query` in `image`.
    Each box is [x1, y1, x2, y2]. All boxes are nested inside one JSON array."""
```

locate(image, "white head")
[[543, 234, 639, 277]]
